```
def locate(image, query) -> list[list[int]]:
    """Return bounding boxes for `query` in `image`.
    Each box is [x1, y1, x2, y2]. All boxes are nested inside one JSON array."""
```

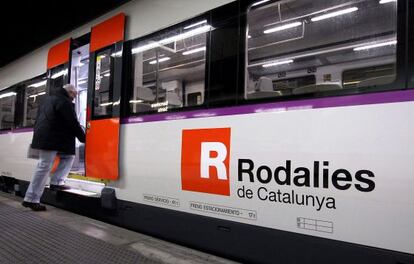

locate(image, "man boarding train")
[[22, 84, 85, 211]]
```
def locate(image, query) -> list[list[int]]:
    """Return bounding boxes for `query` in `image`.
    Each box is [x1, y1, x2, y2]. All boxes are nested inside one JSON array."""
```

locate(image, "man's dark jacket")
[[31, 88, 85, 154]]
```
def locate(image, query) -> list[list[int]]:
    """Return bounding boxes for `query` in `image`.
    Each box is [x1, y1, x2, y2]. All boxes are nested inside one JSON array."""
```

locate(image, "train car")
[[1, 0, 414, 263]]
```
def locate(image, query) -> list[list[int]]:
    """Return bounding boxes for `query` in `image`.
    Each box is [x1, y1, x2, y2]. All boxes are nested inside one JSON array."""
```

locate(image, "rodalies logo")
[[181, 128, 231, 196]]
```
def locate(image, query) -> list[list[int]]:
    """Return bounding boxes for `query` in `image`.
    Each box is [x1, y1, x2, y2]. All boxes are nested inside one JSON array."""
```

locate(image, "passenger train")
[[0, 0, 413, 263]]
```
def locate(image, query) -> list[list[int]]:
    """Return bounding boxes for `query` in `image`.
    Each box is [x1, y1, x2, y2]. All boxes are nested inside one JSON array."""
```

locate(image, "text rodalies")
[[236, 159, 375, 211]]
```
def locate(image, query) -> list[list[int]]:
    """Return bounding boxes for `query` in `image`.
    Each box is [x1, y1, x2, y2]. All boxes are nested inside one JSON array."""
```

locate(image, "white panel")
[[112, 101, 414, 254], [0, 47, 49, 91], [0, 132, 36, 181], [124, 0, 235, 41]]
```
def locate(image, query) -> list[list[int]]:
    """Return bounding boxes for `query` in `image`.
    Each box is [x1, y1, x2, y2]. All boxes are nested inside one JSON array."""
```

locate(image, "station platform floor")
[[0, 192, 240, 264]]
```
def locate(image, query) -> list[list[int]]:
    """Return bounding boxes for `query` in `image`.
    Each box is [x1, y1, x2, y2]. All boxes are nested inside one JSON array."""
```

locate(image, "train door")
[[69, 44, 89, 175], [46, 39, 72, 175], [85, 13, 125, 180]]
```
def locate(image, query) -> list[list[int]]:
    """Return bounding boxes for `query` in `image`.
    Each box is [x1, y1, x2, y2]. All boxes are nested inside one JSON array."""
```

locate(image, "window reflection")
[[246, 0, 397, 99], [0, 91, 17, 130], [25, 78, 47, 127]]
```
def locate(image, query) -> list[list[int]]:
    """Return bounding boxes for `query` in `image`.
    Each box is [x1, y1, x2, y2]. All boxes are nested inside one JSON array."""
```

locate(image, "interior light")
[[252, 0, 270, 7], [132, 42, 160, 54], [51, 69, 68, 79], [184, 20, 207, 30], [248, 35, 252, 39], [78, 80, 87, 85], [263, 22, 302, 34], [29, 92, 46, 98], [100, 102, 113, 107], [149, 57, 171, 64], [353, 40, 397, 51], [129, 99, 143, 104], [311, 7, 358, 22], [343, 81, 361, 85], [248, 38, 397, 69], [159, 25, 211, 46], [182, 46, 206, 55], [0, 92, 17, 99], [132, 25, 211, 54], [262, 59, 293, 68], [379, 0, 396, 3], [104, 73, 110, 77], [28, 80, 47, 88]]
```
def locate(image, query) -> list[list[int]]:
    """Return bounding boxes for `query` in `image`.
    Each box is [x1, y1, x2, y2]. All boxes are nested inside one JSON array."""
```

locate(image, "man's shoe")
[[22, 201, 46, 211], [49, 184, 71, 191]]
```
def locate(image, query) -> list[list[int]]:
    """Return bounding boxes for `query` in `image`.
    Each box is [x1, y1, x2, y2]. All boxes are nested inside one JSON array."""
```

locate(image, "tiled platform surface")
[[0, 192, 240, 264]]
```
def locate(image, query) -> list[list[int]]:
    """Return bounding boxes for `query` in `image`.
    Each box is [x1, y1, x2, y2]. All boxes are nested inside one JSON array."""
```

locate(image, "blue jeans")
[[24, 150, 75, 203]]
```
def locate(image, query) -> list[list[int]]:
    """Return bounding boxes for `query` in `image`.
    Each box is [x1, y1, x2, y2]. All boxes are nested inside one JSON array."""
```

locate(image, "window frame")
[[126, 14, 212, 117]]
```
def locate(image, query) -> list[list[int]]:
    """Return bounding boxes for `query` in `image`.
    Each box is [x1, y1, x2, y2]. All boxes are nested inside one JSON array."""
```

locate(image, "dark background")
[[0, 0, 131, 68]]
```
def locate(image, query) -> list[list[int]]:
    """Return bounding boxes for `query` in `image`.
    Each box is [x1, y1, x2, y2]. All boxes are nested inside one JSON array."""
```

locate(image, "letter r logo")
[[181, 128, 231, 196], [200, 142, 227, 180]]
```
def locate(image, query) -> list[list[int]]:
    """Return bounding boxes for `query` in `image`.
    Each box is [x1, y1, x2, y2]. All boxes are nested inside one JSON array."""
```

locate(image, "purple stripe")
[[122, 89, 414, 124], [0, 127, 33, 135]]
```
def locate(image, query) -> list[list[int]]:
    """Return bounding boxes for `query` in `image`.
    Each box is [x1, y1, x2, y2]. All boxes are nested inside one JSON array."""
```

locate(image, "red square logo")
[[181, 128, 231, 196]]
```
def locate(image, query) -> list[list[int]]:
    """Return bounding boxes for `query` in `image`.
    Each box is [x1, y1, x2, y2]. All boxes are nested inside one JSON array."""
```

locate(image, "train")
[[1, 0, 414, 263]]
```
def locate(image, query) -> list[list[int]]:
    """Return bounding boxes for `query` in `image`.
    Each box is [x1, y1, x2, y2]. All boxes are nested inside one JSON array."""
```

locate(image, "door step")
[[46, 178, 105, 198]]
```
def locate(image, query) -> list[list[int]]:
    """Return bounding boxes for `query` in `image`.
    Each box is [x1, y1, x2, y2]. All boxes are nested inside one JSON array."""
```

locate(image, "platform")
[[0, 192, 239, 264]]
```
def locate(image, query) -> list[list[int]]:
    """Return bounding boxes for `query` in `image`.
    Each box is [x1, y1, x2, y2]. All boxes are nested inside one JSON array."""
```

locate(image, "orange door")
[[85, 13, 125, 180], [86, 117, 120, 180]]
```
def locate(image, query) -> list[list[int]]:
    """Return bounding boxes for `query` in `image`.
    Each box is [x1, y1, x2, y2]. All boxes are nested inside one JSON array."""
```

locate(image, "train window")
[[93, 48, 114, 118], [129, 19, 210, 114], [246, 0, 397, 99], [24, 77, 47, 127], [0, 89, 17, 130]]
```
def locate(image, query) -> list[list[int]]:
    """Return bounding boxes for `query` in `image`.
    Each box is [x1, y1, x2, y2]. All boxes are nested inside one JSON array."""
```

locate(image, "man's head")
[[63, 84, 78, 100]]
